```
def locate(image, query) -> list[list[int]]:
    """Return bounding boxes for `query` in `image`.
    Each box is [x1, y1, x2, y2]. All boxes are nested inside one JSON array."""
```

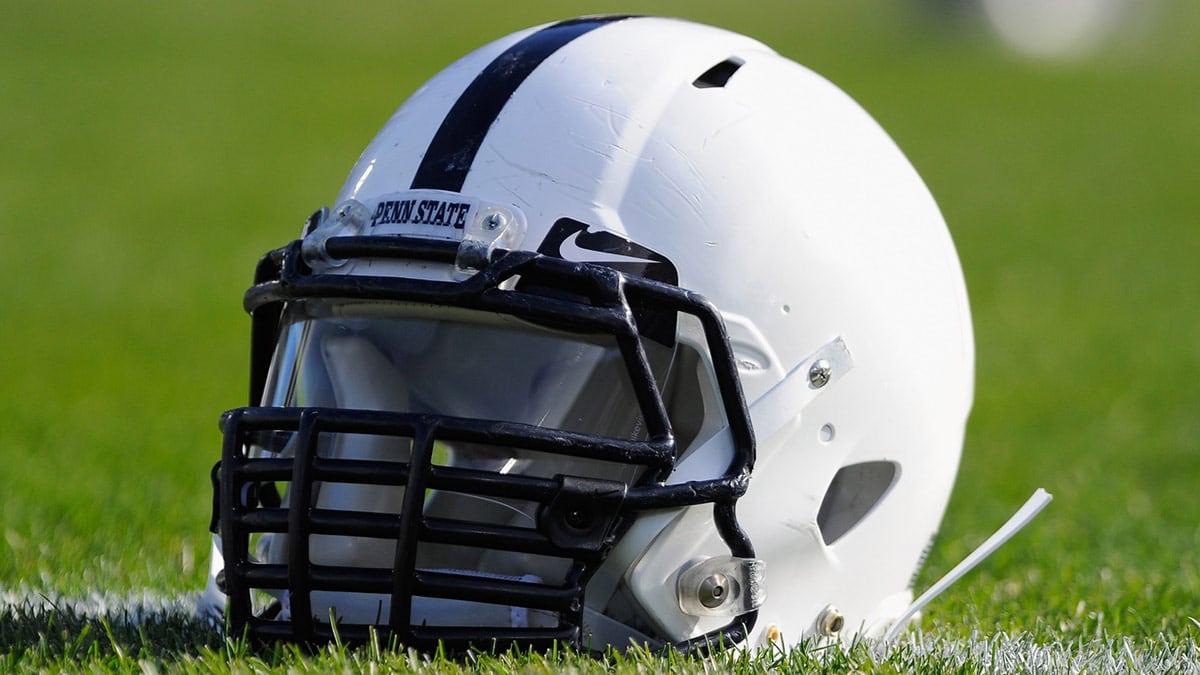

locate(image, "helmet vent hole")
[[816, 461, 899, 545], [819, 424, 835, 443], [692, 58, 744, 88]]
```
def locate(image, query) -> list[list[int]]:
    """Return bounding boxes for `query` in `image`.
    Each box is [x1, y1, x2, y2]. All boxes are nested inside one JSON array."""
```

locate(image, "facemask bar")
[[213, 235, 756, 652]]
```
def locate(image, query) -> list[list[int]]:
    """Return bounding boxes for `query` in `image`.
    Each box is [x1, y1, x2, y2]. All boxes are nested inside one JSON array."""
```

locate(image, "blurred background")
[[2, 0, 1197, 639]]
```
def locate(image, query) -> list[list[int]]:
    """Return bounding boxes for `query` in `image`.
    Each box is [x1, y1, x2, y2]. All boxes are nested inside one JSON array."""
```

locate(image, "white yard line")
[[880, 631, 1200, 674], [0, 586, 198, 621]]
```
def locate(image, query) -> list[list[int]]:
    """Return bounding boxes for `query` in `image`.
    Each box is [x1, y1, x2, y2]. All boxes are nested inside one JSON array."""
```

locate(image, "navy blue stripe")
[[410, 15, 634, 192]]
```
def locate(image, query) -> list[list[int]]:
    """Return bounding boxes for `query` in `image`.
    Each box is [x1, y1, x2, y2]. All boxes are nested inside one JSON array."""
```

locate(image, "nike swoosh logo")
[[556, 229, 660, 266]]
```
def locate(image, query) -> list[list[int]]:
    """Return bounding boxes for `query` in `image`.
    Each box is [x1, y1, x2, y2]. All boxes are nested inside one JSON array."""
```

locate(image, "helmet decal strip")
[[410, 15, 635, 192]]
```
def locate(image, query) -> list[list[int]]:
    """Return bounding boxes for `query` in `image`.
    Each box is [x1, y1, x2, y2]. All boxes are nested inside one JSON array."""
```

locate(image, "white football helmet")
[[202, 15, 973, 652]]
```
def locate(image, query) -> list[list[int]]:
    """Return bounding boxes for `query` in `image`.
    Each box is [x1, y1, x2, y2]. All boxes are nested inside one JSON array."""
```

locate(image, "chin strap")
[[884, 488, 1053, 642]]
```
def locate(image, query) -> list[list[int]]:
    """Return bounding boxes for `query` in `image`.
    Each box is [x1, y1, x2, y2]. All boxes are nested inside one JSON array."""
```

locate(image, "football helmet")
[[201, 15, 973, 652]]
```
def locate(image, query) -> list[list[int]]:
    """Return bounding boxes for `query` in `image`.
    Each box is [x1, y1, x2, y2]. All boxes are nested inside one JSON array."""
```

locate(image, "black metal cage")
[[210, 236, 757, 651]]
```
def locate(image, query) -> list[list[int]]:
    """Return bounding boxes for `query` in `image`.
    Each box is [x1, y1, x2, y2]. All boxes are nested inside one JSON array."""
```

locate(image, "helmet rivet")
[[564, 507, 593, 531], [698, 573, 730, 608], [483, 213, 504, 230], [808, 358, 832, 388], [816, 605, 845, 636]]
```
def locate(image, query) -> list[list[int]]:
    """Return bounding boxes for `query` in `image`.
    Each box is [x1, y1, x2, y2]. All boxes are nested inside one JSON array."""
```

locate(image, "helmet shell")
[[206, 15, 973, 649]]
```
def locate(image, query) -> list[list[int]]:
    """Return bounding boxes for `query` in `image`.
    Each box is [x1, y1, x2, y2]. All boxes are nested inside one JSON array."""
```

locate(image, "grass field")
[[3, 1, 1199, 671]]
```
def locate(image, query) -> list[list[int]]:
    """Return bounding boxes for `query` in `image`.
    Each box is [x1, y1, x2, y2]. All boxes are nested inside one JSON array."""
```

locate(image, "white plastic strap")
[[748, 336, 853, 443], [664, 337, 852, 487], [884, 488, 1053, 642]]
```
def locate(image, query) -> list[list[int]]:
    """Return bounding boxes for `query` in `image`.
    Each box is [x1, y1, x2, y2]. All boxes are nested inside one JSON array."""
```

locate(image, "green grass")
[[3, 0, 1199, 670], [3, 602, 1199, 673]]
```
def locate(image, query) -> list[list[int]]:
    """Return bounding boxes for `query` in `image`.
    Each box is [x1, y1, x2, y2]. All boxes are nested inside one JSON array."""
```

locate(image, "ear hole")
[[692, 58, 744, 88], [817, 461, 898, 545]]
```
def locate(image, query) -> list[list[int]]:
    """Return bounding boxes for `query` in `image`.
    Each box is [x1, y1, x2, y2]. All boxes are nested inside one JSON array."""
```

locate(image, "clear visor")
[[263, 299, 666, 434], [248, 299, 675, 625]]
